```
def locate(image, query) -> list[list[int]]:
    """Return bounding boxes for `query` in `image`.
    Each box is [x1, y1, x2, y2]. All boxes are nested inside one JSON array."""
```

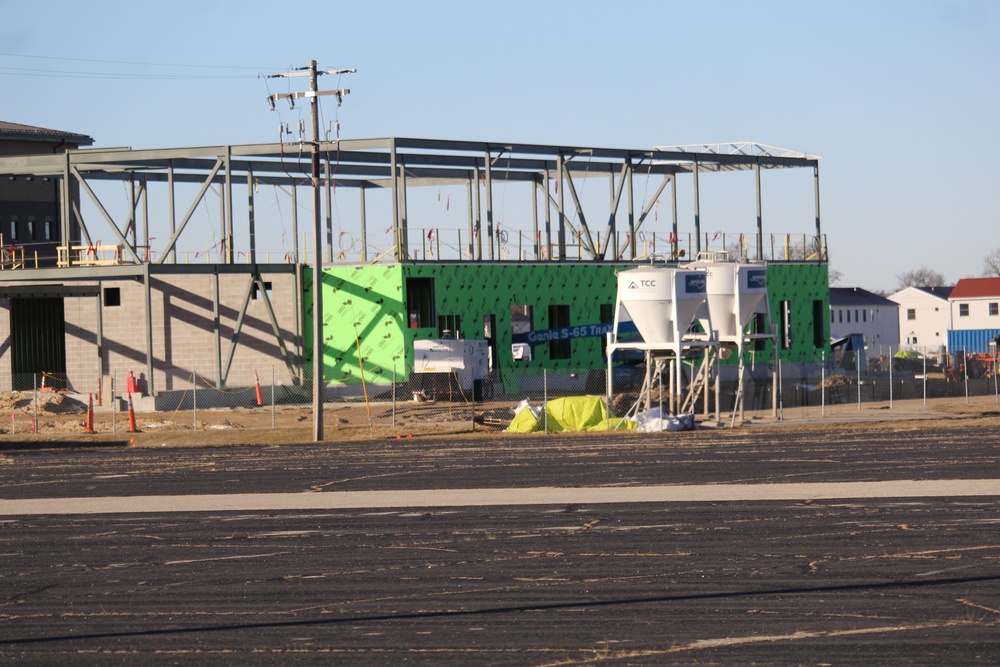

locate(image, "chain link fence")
[[3, 344, 998, 438]]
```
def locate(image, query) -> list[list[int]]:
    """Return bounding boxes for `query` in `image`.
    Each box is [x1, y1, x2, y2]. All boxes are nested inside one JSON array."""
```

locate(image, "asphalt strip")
[[1, 479, 999, 515]]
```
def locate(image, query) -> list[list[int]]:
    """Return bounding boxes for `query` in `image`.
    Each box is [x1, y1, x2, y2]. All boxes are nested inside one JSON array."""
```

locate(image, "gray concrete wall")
[[0, 269, 301, 397]]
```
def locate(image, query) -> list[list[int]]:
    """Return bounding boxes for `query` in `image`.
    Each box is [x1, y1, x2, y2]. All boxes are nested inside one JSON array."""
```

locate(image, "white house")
[[829, 287, 900, 351], [889, 285, 953, 352], [949, 278, 1000, 329]]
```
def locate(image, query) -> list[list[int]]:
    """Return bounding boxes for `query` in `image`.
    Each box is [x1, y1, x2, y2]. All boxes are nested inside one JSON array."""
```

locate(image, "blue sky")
[[2, 0, 997, 292]]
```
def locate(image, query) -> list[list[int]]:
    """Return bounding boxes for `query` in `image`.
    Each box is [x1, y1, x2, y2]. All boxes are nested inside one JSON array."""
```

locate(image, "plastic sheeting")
[[507, 397, 695, 433], [507, 396, 636, 433], [632, 407, 696, 432]]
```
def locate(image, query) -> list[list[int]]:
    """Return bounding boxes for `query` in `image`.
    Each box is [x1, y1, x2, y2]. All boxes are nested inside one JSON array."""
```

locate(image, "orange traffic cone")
[[127, 392, 139, 433], [254, 369, 264, 406], [96, 378, 102, 407], [84, 393, 95, 433]]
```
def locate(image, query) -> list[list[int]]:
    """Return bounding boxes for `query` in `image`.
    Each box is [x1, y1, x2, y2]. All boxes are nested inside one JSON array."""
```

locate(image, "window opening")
[[103, 287, 121, 307], [405, 277, 435, 328], [548, 304, 571, 360], [812, 300, 825, 348], [251, 281, 273, 301]]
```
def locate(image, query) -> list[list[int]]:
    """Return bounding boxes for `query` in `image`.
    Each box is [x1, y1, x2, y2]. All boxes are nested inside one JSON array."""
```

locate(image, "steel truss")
[[0, 137, 822, 266], [0, 137, 822, 399]]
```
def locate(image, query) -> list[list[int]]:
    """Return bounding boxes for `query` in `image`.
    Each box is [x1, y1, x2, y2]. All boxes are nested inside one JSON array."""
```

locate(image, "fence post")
[[771, 325, 778, 419], [856, 349, 861, 412], [271, 365, 276, 430], [821, 350, 825, 417], [777, 357, 783, 421], [964, 346, 969, 404], [111, 374, 116, 433], [923, 353, 927, 407], [392, 364, 397, 429], [470, 367, 475, 433], [192, 371, 197, 430], [33, 372, 38, 434], [889, 345, 893, 410], [543, 368, 548, 434]]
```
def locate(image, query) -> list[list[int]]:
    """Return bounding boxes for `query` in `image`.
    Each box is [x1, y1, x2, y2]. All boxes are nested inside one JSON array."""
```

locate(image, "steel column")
[[95, 292, 103, 387], [247, 169, 256, 263], [141, 175, 149, 255], [671, 176, 678, 259], [556, 153, 566, 259], [485, 150, 494, 261], [143, 263, 154, 396], [61, 153, 71, 263], [399, 158, 409, 259], [359, 187, 368, 262], [466, 179, 474, 260], [531, 179, 539, 259], [213, 267, 222, 387], [473, 164, 482, 260], [291, 185, 299, 262], [225, 147, 234, 264], [167, 163, 176, 263], [544, 168, 552, 259], [814, 162, 823, 262], [627, 162, 635, 259], [324, 158, 333, 263], [755, 159, 763, 260], [390, 141, 399, 259], [693, 156, 701, 254]]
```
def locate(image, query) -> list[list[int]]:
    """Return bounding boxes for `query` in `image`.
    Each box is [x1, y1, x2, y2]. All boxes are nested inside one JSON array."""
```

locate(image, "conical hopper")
[[693, 261, 738, 338], [673, 269, 708, 338], [616, 266, 676, 344]]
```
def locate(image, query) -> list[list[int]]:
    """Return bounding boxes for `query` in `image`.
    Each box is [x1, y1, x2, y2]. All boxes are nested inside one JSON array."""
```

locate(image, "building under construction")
[[0, 126, 830, 410]]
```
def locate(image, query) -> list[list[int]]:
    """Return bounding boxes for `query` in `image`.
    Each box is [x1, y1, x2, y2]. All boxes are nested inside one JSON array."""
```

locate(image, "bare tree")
[[828, 268, 843, 285], [896, 267, 946, 290], [984, 248, 1000, 277]]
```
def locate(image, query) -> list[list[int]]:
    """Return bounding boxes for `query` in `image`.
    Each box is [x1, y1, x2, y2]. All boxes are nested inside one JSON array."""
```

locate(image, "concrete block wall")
[[0, 268, 301, 396]]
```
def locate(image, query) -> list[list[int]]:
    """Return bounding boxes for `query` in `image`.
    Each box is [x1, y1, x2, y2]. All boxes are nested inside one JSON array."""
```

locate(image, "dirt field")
[[1, 387, 999, 449]]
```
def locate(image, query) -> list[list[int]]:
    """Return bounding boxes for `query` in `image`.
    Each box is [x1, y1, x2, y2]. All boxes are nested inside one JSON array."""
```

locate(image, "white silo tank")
[[691, 256, 768, 342], [698, 261, 740, 339], [616, 266, 707, 345], [673, 269, 709, 339], [617, 266, 676, 345], [735, 264, 768, 333]]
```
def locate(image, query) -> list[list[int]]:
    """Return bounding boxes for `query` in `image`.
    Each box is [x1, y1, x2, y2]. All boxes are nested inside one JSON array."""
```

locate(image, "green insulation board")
[[303, 261, 830, 385]]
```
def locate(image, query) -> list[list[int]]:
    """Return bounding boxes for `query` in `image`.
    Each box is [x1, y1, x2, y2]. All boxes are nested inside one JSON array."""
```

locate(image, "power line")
[[0, 51, 271, 70], [0, 66, 252, 80]]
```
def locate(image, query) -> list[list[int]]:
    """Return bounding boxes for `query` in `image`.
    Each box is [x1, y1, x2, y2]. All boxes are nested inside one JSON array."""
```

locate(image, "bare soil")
[[1, 388, 999, 449]]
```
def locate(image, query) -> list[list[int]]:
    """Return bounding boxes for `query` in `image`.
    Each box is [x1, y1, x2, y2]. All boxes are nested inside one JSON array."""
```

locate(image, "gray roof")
[[913, 285, 954, 299], [0, 121, 93, 147], [829, 287, 898, 307]]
